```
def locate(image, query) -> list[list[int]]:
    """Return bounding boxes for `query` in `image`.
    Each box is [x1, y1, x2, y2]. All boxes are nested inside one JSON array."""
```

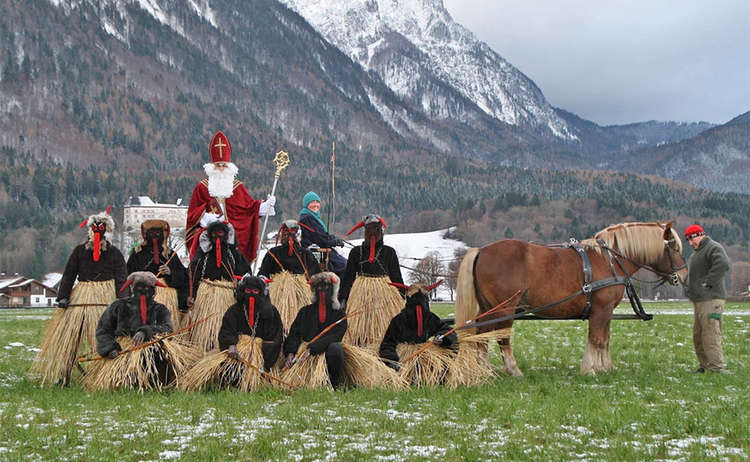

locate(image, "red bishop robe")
[[186, 179, 261, 263]]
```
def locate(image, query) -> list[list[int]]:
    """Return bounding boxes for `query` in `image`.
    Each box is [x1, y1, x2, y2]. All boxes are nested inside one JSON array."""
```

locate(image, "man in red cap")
[[186, 131, 276, 263], [684, 224, 730, 373]]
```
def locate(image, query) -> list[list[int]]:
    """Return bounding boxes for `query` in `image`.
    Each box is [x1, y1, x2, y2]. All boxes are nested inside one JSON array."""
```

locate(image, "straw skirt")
[[280, 342, 332, 389], [396, 342, 457, 387], [178, 336, 283, 392], [31, 280, 116, 386], [445, 329, 511, 389], [189, 279, 235, 352], [82, 335, 201, 391], [154, 281, 185, 330], [268, 271, 310, 330], [343, 276, 403, 347]]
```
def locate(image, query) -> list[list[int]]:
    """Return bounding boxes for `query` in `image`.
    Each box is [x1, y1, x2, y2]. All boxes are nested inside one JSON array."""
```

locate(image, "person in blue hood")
[[298, 191, 347, 276]]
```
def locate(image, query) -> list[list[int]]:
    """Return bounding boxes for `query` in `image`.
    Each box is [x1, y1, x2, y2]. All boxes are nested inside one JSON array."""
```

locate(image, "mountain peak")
[[280, 0, 577, 141]]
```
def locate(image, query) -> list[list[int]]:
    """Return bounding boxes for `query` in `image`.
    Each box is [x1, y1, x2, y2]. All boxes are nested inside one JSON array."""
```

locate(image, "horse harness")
[[464, 238, 652, 332]]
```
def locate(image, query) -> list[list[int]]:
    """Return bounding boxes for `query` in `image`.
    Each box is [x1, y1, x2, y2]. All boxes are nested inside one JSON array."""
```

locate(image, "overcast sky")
[[443, 0, 750, 126]]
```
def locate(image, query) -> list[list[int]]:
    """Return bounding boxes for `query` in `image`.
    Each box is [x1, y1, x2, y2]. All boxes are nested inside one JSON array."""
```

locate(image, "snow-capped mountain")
[[280, 0, 576, 141]]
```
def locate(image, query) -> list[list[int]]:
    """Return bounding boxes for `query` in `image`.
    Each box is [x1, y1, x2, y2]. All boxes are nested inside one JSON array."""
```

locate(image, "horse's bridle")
[[600, 239, 686, 286]]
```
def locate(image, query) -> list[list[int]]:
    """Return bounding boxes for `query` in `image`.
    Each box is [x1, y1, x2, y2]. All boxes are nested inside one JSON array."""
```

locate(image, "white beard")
[[204, 162, 238, 198]]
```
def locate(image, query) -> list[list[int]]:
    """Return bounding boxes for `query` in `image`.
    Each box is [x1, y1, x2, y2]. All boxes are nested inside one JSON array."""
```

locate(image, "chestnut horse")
[[455, 221, 688, 375]]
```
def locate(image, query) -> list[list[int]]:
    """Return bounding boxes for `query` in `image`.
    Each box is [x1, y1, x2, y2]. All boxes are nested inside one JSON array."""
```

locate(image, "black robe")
[[127, 246, 188, 309], [283, 302, 347, 356], [95, 297, 173, 357], [188, 244, 251, 298], [257, 244, 321, 278], [218, 300, 284, 371], [379, 305, 456, 364], [339, 239, 404, 302], [58, 243, 128, 301]]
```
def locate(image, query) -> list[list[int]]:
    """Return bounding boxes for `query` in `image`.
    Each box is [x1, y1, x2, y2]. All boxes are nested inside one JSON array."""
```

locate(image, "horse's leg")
[[601, 318, 613, 371], [581, 305, 615, 374], [498, 334, 523, 376]]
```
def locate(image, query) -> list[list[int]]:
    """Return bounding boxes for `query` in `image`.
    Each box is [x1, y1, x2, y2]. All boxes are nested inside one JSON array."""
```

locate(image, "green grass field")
[[1, 302, 748, 461]]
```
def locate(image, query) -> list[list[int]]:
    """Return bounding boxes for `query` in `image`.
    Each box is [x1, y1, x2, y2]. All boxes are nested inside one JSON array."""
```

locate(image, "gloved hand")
[[285, 353, 296, 369], [387, 361, 401, 372], [108, 349, 119, 359], [200, 212, 222, 228], [186, 297, 195, 309], [227, 344, 239, 360], [158, 265, 171, 276], [334, 238, 345, 247], [259, 195, 276, 217], [298, 349, 311, 364], [432, 335, 445, 346], [132, 331, 146, 346], [57, 298, 70, 309]]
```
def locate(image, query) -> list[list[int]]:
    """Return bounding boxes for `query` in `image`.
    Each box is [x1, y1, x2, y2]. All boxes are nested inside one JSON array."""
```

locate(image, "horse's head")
[[594, 221, 688, 286], [654, 221, 688, 286]]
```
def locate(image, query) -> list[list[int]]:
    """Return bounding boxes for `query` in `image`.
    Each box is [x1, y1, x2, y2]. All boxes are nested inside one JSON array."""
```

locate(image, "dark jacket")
[[283, 303, 347, 356], [299, 214, 338, 249], [127, 247, 188, 308], [218, 301, 284, 371], [686, 236, 731, 302], [58, 243, 128, 301], [339, 240, 404, 302], [95, 297, 173, 357], [379, 305, 456, 363], [189, 244, 251, 298], [257, 244, 321, 278]]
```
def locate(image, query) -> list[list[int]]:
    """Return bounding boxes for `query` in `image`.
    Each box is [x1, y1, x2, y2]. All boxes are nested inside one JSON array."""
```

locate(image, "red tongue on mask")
[[248, 297, 255, 327], [152, 237, 160, 265], [288, 237, 294, 256], [215, 238, 221, 268], [368, 236, 376, 263], [318, 291, 326, 324], [416, 304, 423, 337], [93, 232, 101, 262], [140, 295, 147, 325]]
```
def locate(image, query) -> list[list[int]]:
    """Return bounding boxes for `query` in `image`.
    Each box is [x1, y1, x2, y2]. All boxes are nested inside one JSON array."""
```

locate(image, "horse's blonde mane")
[[581, 222, 682, 262]]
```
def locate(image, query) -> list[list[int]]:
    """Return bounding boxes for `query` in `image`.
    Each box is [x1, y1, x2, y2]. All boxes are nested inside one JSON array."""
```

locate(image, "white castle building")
[[122, 196, 189, 264]]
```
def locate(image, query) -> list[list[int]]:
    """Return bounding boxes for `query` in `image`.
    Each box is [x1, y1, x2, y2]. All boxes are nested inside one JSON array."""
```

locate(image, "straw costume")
[[258, 220, 321, 329], [380, 282, 457, 386], [188, 220, 251, 351], [127, 219, 188, 329], [31, 209, 127, 386], [83, 272, 200, 391], [340, 215, 405, 346], [179, 275, 284, 391], [281, 272, 403, 390], [282, 272, 347, 389]]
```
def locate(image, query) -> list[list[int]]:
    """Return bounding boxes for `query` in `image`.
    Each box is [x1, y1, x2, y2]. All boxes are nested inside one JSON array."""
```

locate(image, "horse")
[[455, 221, 688, 375]]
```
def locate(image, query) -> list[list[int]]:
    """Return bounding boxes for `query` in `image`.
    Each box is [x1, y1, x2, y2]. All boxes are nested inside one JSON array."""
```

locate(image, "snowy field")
[[1, 304, 748, 461]]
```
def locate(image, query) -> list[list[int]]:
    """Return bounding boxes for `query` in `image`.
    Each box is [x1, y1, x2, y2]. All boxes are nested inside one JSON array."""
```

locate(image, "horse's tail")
[[455, 247, 480, 326]]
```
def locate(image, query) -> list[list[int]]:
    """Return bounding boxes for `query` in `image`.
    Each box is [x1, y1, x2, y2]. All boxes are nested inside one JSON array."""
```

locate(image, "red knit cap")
[[684, 224, 704, 239]]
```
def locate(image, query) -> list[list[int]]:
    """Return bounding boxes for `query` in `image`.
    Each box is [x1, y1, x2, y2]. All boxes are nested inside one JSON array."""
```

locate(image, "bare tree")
[[446, 247, 468, 301], [730, 261, 750, 295], [408, 251, 444, 300]]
